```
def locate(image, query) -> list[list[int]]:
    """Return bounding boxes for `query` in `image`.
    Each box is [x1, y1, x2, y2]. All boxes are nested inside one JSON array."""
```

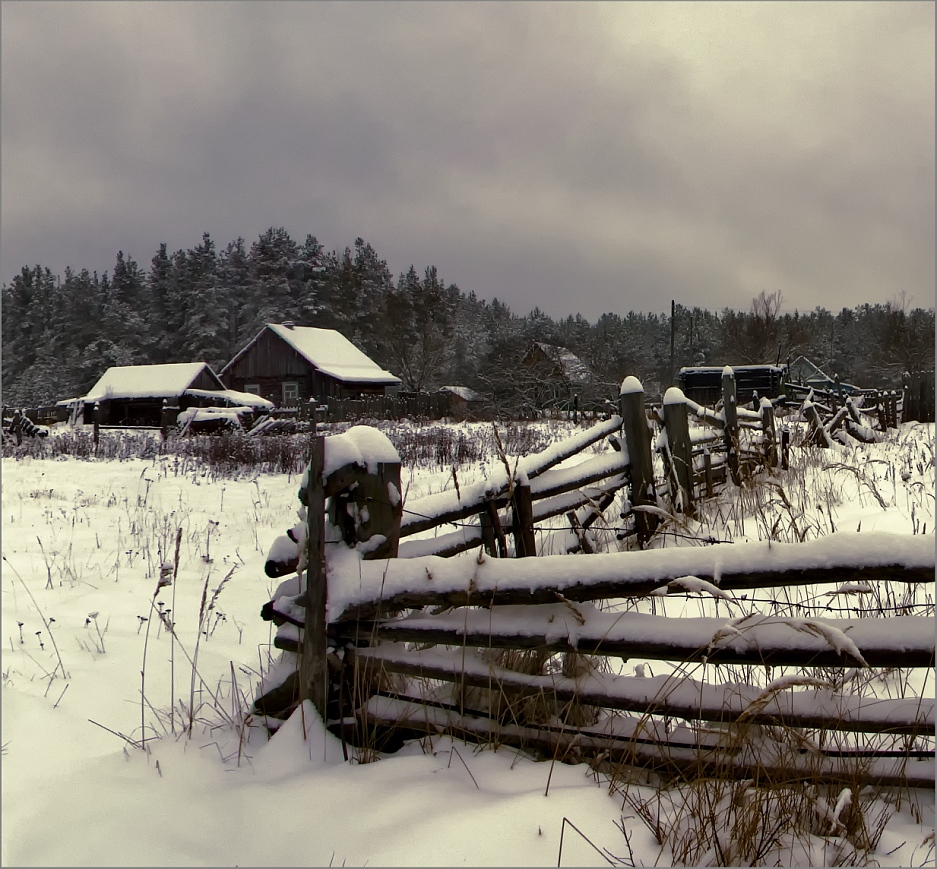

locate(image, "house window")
[[245, 384, 260, 397], [282, 382, 300, 405]]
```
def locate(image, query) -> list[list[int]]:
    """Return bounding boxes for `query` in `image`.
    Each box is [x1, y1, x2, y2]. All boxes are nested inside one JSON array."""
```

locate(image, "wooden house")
[[520, 342, 594, 408], [75, 362, 272, 426], [220, 323, 401, 407]]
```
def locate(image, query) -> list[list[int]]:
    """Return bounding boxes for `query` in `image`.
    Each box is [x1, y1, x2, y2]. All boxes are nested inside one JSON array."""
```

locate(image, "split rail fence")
[[253, 374, 935, 788]]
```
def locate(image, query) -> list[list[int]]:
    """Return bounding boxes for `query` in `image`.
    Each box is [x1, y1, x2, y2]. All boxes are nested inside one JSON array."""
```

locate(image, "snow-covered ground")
[[2, 419, 934, 866]]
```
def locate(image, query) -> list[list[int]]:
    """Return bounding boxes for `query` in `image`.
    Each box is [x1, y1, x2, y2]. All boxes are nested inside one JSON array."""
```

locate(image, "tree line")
[[2, 227, 933, 409]]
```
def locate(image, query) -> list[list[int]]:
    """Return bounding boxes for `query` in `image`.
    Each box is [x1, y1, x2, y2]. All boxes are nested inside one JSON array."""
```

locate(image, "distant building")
[[438, 385, 486, 420], [71, 362, 272, 425], [677, 365, 788, 406], [787, 356, 862, 394], [521, 342, 594, 408], [220, 323, 401, 407]]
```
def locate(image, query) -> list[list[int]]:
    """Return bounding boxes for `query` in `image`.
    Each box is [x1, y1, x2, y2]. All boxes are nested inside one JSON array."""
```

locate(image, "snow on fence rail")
[[251, 377, 936, 790]]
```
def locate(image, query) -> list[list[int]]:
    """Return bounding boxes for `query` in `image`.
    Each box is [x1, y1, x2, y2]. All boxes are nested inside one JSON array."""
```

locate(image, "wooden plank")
[[338, 605, 936, 669], [350, 645, 935, 735]]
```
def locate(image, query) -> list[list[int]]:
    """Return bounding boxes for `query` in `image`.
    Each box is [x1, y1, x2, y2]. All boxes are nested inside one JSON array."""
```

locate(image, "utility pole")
[[669, 299, 676, 386]]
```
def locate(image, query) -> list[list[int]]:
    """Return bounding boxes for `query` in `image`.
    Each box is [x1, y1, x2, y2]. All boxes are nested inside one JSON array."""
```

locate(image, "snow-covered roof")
[[788, 355, 830, 382], [186, 388, 274, 410], [83, 363, 225, 402], [527, 342, 592, 385], [439, 386, 483, 402], [225, 324, 401, 386]]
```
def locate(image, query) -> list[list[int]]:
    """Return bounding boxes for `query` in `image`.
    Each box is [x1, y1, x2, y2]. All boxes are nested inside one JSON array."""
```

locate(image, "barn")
[[677, 364, 788, 406], [74, 362, 272, 426], [220, 323, 401, 407]]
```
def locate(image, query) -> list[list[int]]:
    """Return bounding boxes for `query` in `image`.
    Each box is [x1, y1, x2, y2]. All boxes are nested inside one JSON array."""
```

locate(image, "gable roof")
[[525, 342, 592, 385], [223, 324, 401, 385], [83, 363, 226, 402]]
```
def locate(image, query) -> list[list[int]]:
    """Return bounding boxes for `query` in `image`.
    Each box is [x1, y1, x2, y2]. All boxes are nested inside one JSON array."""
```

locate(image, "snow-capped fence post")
[[92, 401, 101, 451], [619, 377, 658, 545], [721, 367, 740, 485], [662, 388, 694, 515], [301, 435, 329, 722]]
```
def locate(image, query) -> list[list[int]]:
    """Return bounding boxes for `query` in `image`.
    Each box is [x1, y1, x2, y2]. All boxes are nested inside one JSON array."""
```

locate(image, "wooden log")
[[703, 450, 714, 497], [619, 378, 658, 545], [357, 460, 403, 560], [300, 436, 329, 721], [662, 389, 694, 514], [359, 695, 935, 789], [721, 367, 740, 484], [351, 645, 936, 736], [399, 416, 624, 537], [344, 607, 936, 669]]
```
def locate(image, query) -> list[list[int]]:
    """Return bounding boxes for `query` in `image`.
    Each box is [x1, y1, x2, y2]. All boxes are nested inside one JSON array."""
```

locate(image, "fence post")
[[781, 425, 790, 470], [760, 397, 777, 469], [662, 387, 694, 515], [721, 367, 740, 485], [619, 377, 658, 546], [354, 458, 403, 561], [301, 435, 329, 722], [511, 483, 537, 557], [93, 401, 101, 451]]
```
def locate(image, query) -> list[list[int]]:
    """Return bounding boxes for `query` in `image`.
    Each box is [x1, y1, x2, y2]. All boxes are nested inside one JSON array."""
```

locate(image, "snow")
[[82, 362, 223, 401], [323, 425, 400, 476], [185, 388, 274, 410], [263, 323, 401, 385], [3, 419, 934, 867], [663, 386, 686, 405], [619, 375, 643, 394]]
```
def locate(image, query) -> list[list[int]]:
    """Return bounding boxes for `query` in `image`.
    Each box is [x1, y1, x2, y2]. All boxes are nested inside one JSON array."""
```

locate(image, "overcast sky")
[[2, 2, 933, 321]]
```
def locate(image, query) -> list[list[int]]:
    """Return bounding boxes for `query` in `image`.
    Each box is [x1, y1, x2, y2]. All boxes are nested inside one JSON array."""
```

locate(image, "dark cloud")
[[2, 1, 933, 319]]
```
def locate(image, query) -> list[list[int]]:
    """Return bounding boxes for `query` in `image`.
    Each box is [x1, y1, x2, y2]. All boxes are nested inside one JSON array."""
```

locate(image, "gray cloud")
[[2, 1, 933, 320]]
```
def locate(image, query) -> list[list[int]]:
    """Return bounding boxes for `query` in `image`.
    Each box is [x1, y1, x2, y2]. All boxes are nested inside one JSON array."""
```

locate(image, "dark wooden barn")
[[76, 362, 272, 426], [677, 365, 788, 406], [220, 323, 401, 407]]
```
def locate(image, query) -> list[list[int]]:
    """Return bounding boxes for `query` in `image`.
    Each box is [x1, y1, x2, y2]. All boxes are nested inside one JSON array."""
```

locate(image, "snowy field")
[[2, 419, 934, 867]]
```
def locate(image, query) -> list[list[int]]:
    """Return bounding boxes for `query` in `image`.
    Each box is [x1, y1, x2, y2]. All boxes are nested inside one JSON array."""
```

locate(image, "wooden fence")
[[252, 375, 935, 789]]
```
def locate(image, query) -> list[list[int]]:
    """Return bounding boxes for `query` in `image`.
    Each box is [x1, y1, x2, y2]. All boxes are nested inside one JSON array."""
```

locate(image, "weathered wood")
[[399, 416, 624, 537], [511, 483, 537, 557], [761, 399, 777, 468], [703, 450, 714, 497], [619, 380, 658, 545], [357, 461, 403, 560], [342, 607, 935, 669], [300, 436, 329, 721], [721, 368, 740, 484], [350, 645, 936, 736], [662, 391, 694, 514], [360, 696, 935, 789]]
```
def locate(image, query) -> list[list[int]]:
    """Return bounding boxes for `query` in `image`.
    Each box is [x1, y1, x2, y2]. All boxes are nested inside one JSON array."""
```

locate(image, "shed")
[[438, 385, 486, 420], [677, 365, 788, 406], [76, 362, 272, 425], [220, 323, 402, 407]]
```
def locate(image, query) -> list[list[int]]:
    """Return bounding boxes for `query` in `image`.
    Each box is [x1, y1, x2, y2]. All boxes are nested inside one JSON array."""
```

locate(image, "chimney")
[[282, 321, 294, 330]]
